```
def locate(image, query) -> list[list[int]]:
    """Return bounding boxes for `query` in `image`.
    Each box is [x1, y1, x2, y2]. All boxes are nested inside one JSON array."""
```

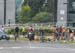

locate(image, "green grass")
[[59, 40, 75, 44], [10, 37, 29, 41]]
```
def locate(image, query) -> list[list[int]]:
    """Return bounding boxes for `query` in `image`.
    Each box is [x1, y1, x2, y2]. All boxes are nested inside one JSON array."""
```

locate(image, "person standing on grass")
[[69, 29, 74, 42], [39, 25, 45, 42], [56, 26, 62, 40], [0, 26, 5, 32], [66, 29, 70, 41], [28, 26, 35, 41], [22, 27, 27, 38], [14, 26, 19, 41], [52, 26, 58, 41], [61, 26, 66, 40]]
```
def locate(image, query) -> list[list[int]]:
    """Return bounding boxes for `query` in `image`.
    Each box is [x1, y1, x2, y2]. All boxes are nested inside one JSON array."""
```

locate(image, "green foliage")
[[7, 28, 53, 36], [7, 29, 14, 34], [7, 28, 28, 35], [23, 0, 45, 17], [21, 5, 31, 13], [20, 5, 31, 23], [32, 12, 53, 23], [18, 0, 56, 23]]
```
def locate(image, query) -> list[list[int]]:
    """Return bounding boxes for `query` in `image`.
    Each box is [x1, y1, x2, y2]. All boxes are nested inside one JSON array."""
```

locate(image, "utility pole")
[[4, 0, 6, 25]]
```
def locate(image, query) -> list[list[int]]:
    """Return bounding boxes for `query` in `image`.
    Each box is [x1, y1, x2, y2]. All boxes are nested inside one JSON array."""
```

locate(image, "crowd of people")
[[14, 25, 75, 42], [0, 25, 75, 42], [52, 26, 75, 42], [14, 25, 47, 42], [14, 26, 35, 41], [0, 25, 45, 42]]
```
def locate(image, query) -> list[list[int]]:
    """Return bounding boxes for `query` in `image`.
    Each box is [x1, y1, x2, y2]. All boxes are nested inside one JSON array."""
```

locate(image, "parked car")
[[0, 31, 10, 40]]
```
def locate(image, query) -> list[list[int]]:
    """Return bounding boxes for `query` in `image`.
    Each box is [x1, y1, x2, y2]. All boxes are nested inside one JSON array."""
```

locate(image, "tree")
[[20, 4, 31, 23], [32, 12, 53, 23], [23, 0, 45, 17], [47, 0, 57, 22], [20, 0, 57, 23]]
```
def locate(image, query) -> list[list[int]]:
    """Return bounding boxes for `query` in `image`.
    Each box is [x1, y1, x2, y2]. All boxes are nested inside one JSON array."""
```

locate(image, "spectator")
[[28, 26, 35, 41], [22, 27, 27, 38], [0, 26, 5, 32], [56, 26, 62, 40], [66, 29, 70, 41], [52, 26, 58, 41], [69, 29, 74, 42], [61, 26, 66, 40], [39, 25, 45, 42], [14, 26, 19, 41], [28, 26, 34, 33]]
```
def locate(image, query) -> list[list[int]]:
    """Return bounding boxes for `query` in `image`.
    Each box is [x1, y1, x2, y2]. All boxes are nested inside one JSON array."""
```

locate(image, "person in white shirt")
[[0, 26, 5, 32]]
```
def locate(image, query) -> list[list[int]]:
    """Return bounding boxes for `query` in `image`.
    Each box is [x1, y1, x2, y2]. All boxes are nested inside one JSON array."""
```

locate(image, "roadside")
[[8, 35, 75, 44]]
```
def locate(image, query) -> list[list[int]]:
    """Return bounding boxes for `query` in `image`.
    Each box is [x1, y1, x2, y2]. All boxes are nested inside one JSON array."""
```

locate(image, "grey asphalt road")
[[0, 40, 75, 53]]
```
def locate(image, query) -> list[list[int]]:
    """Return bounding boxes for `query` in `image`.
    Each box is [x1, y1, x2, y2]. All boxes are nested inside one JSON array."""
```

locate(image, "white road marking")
[[0, 46, 75, 51], [0, 47, 4, 49], [66, 48, 75, 51], [11, 47, 22, 49], [0, 42, 75, 51]]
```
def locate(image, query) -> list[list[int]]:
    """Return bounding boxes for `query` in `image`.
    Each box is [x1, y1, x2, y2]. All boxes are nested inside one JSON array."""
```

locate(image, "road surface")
[[0, 40, 75, 53]]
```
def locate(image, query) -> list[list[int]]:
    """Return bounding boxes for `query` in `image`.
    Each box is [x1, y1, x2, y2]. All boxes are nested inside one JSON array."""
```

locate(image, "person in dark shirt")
[[14, 26, 19, 41], [39, 28, 45, 42], [28, 26, 35, 41], [56, 26, 62, 40]]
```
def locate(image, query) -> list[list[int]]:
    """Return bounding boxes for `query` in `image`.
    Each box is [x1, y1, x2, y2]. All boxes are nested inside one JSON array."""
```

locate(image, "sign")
[[60, 10, 65, 14]]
